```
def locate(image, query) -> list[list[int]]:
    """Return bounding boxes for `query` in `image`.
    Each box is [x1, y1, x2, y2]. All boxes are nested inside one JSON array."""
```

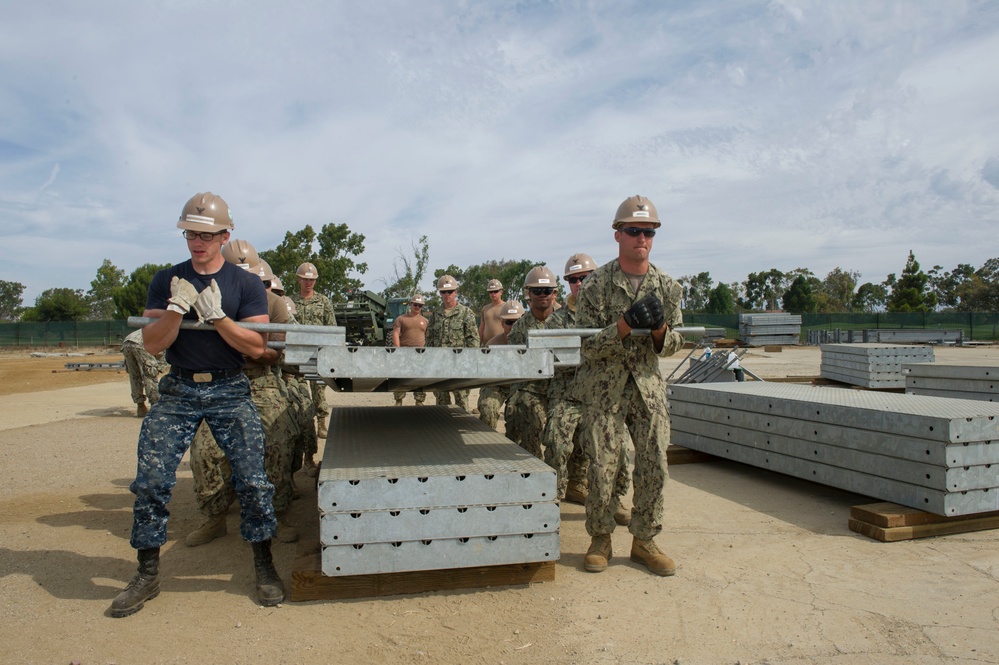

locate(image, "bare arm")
[[141, 308, 182, 355], [212, 314, 269, 359], [392, 324, 401, 348]]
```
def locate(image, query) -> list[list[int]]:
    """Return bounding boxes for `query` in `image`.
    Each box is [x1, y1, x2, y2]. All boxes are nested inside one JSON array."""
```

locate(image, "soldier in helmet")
[[572, 195, 685, 578], [290, 261, 337, 471], [425, 274, 479, 411], [477, 300, 525, 430], [392, 294, 429, 406], [109, 193, 284, 618], [544, 253, 631, 525], [478, 279, 505, 344], [505, 266, 558, 460]]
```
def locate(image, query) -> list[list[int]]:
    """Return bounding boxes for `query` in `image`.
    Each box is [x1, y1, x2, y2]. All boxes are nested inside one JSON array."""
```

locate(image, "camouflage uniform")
[[121, 329, 167, 406], [543, 303, 630, 500], [569, 259, 684, 540], [425, 303, 479, 411], [290, 291, 338, 422], [280, 309, 318, 473], [477, 385, 509, 429], [505, 312, 551, 459]]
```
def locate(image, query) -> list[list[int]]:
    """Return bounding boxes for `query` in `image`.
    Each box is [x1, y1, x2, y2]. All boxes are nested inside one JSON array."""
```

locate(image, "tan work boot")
[[185, 514, 227, 547], [613, 497, 632, 526], [275, 513, 299, 543], [136, 402, 148, 418], [583, 534, 612, 573], [303, 455, 319, 478], [630, 538, 676, 576], [316, 416, 328, 439], [564, 482, 588, 506]]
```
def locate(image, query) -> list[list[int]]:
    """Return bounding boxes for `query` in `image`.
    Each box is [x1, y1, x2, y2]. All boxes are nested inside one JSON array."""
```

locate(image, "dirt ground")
[[2, 344, 999, 664]]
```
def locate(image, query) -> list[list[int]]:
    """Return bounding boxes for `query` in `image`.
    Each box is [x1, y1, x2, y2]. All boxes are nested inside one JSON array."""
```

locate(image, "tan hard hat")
[[564, 253, 597, 277], [613, 195, 660, 229], [523, 265, 557, 289], [221, 238, 258, 270], [177, 192, 234, 233], [270, 276, 285, 296], [297, 262, 319, 279], [250, 259, 275, 282], [437, 274, 458, 291], [499, 300, 526, 320], [486, 279, 503, 292], [282, 295, 297, 317], [410, 293, 426, 305]]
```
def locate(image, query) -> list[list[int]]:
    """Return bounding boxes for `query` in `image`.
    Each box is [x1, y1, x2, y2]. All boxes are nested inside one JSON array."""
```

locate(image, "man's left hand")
[[194, 280, 227, 323]]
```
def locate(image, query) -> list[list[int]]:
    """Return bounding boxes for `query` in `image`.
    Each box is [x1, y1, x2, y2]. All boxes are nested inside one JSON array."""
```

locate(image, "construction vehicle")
[[333, 290, 410, 346]]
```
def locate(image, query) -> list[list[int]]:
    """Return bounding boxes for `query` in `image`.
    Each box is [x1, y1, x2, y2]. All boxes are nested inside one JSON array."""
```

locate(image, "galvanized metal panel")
[[668, 399, 999, 466], [668, 383, 999, 442], [905, 376, 999, 394], [819, 368, 905, 389], [322, 532, 560, 576], [903, 362, 999, 381], [907, 388, 999, 402], [670, 430, 999, 516], [820, 343, 935, 359], [321, 503, 560, 544]]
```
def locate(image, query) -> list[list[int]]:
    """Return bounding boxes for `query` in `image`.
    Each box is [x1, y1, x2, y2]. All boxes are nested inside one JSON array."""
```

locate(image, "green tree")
[[382, 235, 430, 298], [0, 280, 26, 321], [852, 282, 888, 313], [886, 251, 937, 313], [113, 263, 172, 318], [22, 288, 90, 321], [87, 259, 126, 319], [260, 223, 367, 301], [927, 263, 974, 310], [740, 269, 786, 311], [817, 268, 860, 312], [678, 272, 713, 312], [955, 258, 999, 311], [457, 259, 542, 314], [705, 282, 736, 314], [782, 275, 818, 314]]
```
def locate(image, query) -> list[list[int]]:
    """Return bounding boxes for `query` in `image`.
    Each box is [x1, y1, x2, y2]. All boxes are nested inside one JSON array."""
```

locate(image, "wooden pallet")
[[848, 502, 999, 542], [666, 444, 715, 465]]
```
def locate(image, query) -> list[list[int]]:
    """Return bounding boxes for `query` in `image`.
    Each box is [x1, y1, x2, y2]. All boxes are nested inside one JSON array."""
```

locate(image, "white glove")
[[194, 280, 227, 323], [167, 276, 200, 315]]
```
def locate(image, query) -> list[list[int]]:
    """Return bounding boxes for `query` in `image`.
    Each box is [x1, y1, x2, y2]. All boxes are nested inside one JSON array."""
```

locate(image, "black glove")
[[623, 294, 665, 330]]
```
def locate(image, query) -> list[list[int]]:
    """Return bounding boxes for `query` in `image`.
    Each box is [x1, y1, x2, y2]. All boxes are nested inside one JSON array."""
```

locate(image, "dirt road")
[[1, 346, 998, 664]]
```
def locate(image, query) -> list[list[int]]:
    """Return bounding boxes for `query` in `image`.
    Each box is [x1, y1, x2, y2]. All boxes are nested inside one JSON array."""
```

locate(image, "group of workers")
[[110, 191, 685, 618]]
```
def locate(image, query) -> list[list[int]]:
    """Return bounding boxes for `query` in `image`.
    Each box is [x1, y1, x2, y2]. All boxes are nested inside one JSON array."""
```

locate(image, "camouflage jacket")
[[544, 303, 578, 402], [289, 292, 338, 327], [507, 309, 553, 396], [568, 259, 684, 412], [426, 304, 479, 348]]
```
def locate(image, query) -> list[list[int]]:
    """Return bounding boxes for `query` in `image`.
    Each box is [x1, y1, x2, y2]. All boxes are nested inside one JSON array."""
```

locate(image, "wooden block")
[[764, 345, 783, 352], [666, 445, 716, 465], [849, 515, 999, 542]]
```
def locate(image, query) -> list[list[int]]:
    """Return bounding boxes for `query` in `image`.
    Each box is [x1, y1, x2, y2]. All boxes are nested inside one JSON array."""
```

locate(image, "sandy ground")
[[2, 344, 999, 664]]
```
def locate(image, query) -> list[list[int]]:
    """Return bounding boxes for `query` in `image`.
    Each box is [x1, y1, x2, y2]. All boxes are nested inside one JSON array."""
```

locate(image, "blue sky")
[[2, 1, 998, 304]]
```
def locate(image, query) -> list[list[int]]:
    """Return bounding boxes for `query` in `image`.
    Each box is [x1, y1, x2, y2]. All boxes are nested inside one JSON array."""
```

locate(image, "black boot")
[[251, 539, 286, 606], [108, 548, 160, 618]]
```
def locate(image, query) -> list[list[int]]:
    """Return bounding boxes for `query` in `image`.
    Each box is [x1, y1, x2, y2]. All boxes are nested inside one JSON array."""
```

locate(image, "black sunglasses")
[[502, 319, 515, 325], [620, 227, 656, 238], [411, 303, 423, 308], [566, 274, 588, 284], [529, 287, 554, 296], [439, 290, 456, 295]]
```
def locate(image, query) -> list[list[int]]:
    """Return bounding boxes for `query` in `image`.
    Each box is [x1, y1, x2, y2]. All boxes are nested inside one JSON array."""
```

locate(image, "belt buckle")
[[192, 372, 213, 383]]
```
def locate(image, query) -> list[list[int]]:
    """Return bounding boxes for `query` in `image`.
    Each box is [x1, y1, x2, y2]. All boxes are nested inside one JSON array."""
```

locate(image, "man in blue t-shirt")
[[109, 192, 285, 617]]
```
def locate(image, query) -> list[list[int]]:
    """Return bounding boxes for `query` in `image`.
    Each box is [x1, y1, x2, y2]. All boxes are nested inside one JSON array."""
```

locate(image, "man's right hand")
[[623, 294, 665, 330], [167, 276, 200, 315]]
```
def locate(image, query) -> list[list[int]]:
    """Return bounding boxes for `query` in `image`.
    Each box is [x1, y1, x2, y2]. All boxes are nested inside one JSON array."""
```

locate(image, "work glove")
[[167, 276, 200, 315], [194, 280, 227, 323], [623, 294, 665, 330]]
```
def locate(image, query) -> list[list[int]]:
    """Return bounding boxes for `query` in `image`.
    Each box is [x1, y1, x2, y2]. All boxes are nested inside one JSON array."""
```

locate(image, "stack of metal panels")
[[820, 343, 935, 388], [668, 382, 999, 516], [904, 362, 999, 402], [318, 406, 559, 576], [738, 313, 801, 346]]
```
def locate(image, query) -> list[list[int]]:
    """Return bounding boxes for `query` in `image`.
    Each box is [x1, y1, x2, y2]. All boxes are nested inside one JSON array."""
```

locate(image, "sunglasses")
[[529, 287, 554, 296], [183, 230, 226, 241], [502, 319, 515, 325], [566, 274, 588, 284], [411, 303, 423, 308], [620, 227, 656, 238], [439, 290, 456, 295]]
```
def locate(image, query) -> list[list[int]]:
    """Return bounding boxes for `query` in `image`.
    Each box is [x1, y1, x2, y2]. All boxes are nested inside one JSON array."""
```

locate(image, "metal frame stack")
[[904, 362, 999, 402], [738, 313, 801, 346], [820, 343, 934, 389], [668, 382, 999, 516], [318, 406, 559, 576]]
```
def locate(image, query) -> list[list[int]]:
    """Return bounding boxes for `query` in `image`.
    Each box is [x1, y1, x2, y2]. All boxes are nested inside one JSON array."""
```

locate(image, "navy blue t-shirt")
[[147, 260, 269, 370]]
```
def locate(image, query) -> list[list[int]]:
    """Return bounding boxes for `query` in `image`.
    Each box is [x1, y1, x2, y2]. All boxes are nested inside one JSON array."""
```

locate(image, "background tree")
[[21, 288, 90, 321], [87, 259, 126, 319], [955, 258, 999, 311], [458, 259, 543, 314], [113, 263, 172, 319], [0, 280, 26, 321], [740, 268, 786, 311], [782, 275, 818, 314], [817, 268, 860, 312], [928, 263, 975, 310], [260, 223, 367, 301], [382, 235, 430, 298], [852, 282, 888, 313], [678, 272, 713, 312], [886, 251, 937, 313], [705, 282, 736, 314]]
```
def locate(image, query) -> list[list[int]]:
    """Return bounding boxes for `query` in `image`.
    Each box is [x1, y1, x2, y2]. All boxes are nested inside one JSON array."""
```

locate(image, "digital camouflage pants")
[[434, 389, 471, 413], [477, 385, 509, 430], [122, 341, 163, 405], [543, 399, 630, 501], [504, 389, 547, 460]]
